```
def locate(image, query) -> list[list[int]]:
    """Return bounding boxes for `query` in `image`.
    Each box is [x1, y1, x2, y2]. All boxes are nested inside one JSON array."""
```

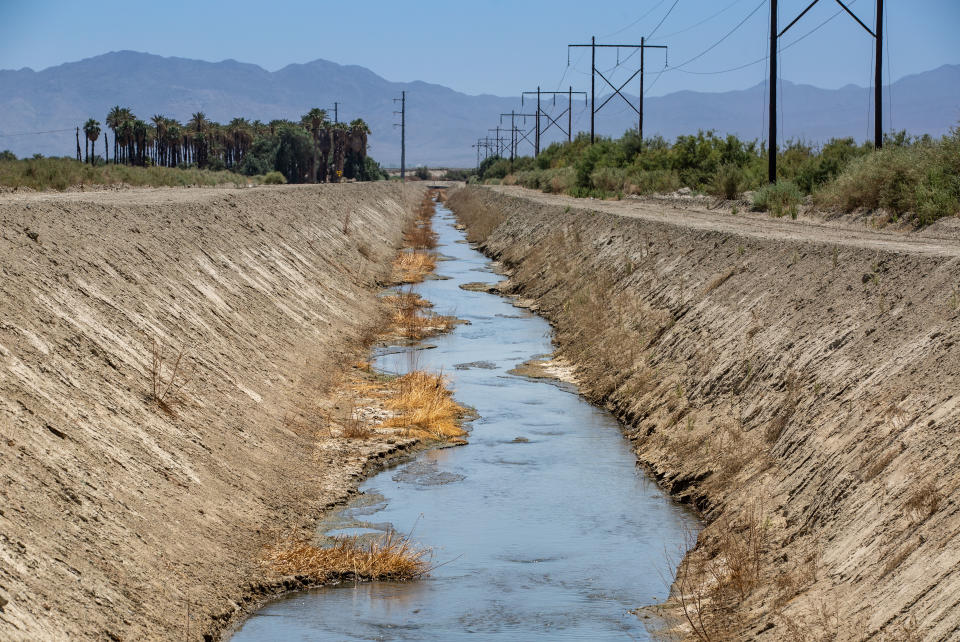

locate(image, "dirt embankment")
[[0, 183, 426, 640], [448, 186, 960, 641]]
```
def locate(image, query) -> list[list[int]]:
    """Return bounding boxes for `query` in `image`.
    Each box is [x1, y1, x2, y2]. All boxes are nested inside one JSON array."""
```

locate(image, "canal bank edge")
[[446, 185, 960, 641], [0, 183, 434, 641]]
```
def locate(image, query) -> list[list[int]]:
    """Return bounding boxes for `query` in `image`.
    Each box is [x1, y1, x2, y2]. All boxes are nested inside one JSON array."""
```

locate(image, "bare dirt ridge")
[[448, 185, 960, 641], [0, 182, 428, 641]]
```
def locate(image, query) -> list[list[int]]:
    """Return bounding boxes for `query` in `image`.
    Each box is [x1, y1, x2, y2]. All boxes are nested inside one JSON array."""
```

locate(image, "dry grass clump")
[[382, 371, 468, 441], [149, 339, 192, 414], [383, 290, 456, 339], [392, 251, 437, 284], [340, 403, 372, 439], [904, 476, 942, 521], [673, 503, 771, 640], [265, 531, 430, 582], [404, 194, 440, 249]]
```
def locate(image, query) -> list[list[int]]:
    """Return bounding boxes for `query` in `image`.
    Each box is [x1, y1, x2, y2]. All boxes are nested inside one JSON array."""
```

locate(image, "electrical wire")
[[601, 0, 670, 38], [659, 0, 748, 39], [648, 0, 681, 39], [664, 0, 859, 76], [0, 128, 76, 137], [669, 0, 768, 71]]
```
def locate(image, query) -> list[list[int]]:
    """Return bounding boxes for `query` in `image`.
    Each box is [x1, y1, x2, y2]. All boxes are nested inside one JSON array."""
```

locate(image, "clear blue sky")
[[2, 0, 958, 98]]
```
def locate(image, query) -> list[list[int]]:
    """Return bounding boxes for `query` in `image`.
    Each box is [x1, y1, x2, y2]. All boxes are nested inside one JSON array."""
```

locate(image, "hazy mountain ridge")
[[1, 51, 957, 167]]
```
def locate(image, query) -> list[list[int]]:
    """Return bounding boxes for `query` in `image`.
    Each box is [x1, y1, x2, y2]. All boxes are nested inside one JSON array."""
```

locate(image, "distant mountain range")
[[1, 51, 957, 167]]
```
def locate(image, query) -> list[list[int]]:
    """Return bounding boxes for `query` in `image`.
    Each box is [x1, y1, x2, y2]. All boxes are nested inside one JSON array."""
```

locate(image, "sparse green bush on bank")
[[262, 170, 287, 185], [815, 131, 960, 225], [442, 168, 474, 181], [482, 125, 960, 225], [753, 181, 803, 218]]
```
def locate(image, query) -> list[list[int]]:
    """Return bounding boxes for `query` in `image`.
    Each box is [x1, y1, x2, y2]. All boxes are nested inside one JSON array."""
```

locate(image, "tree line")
[[78, 107, 383, 183]]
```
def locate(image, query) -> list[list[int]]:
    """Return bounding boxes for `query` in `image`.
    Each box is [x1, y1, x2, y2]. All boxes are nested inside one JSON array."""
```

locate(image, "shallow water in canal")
[[230, 201, 698, 640]]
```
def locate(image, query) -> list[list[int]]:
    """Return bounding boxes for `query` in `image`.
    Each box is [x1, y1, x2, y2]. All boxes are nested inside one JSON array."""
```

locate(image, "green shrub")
[[815, 130, 960, 224], [442, 168, 473, 181], [710, 163, 744, 199], [263, 171, 287, 185], [624, 168, 681, 195], [415, 165, 430, 180], [590, 166, 627, 193], [753, 181, 803, 218]]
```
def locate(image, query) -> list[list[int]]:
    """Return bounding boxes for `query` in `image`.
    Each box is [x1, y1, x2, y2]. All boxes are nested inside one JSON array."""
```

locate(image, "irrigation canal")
[[230, 200, 698, 640]]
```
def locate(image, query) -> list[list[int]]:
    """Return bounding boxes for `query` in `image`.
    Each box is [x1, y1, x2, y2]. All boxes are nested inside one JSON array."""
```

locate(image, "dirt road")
[[0, 183, 421, 640], [490, 184, 960, 256]]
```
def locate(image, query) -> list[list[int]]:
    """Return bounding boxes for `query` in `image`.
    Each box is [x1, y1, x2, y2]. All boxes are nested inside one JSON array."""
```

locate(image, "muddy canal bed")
[[230, 202, 698, 640]]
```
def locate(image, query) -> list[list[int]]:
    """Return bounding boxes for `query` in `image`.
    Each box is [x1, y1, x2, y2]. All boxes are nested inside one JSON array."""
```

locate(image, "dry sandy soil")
[[449, 185, 960, 641], [0, 183, 425, 640]]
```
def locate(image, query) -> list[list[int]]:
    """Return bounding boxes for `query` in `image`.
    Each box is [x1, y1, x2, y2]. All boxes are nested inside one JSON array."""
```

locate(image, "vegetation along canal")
[[230, 198, 699, 640]]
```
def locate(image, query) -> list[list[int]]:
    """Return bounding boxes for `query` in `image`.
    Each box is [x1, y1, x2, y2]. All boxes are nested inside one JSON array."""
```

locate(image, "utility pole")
[[569, 36, 667, 145], [472, 140, 482, 169], [874, 0, 883, 149], [500, 111, 537, 160], [591, 36, 595, 143], [523, 87, 587, 156], [393, 91, 406, 182], [769, 0, 884, 182], [329, 101, 340, 124], [770, 0, 777, 184], [487, 128, 512, 159]]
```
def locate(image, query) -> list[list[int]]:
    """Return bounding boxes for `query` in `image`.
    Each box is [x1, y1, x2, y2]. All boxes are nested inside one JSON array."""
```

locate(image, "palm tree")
[[83, 118, 101, 164], [348, 118, 371, 179], [132, 120, 148, 166], [330, 122, 348, 183], [151, 114, 167, 166], [117, 119, 133, 165], [301, 108, 328, 183], [105, 106, 123, 163], [317, 120, 333, 182], [226, 117, 253, 168], [188, 112, 210, 168], [165, 120, 182, 167]]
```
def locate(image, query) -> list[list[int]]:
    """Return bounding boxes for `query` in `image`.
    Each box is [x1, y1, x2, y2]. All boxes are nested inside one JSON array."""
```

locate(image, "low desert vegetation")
[[264, 531, 430, 582], [381, 371, 468, 441], [475, 124, 960, 225], [404, 193, 440, 249], [383, 290, 456, 340], [0, 156, 266, 191], [392, 251, 437, 284]]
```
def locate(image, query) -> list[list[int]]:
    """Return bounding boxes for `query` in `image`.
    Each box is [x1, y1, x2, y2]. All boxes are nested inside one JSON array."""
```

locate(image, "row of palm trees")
[[79, 107, 371, 183]]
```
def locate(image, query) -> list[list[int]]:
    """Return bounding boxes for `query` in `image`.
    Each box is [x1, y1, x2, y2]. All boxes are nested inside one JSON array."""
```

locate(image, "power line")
[[670, 0, 768, 71], [658, 0, 860, 76], [0, 128, 75, 138], [659, 0, 748, 39], [648, 0, 681, 39], [601, 0, 670, 38]]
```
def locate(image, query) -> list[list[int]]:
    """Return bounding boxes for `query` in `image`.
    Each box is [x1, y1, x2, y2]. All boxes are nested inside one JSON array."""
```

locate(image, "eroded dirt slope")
[[0, 183, 421, 640], [449, 186, 960, 641]]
